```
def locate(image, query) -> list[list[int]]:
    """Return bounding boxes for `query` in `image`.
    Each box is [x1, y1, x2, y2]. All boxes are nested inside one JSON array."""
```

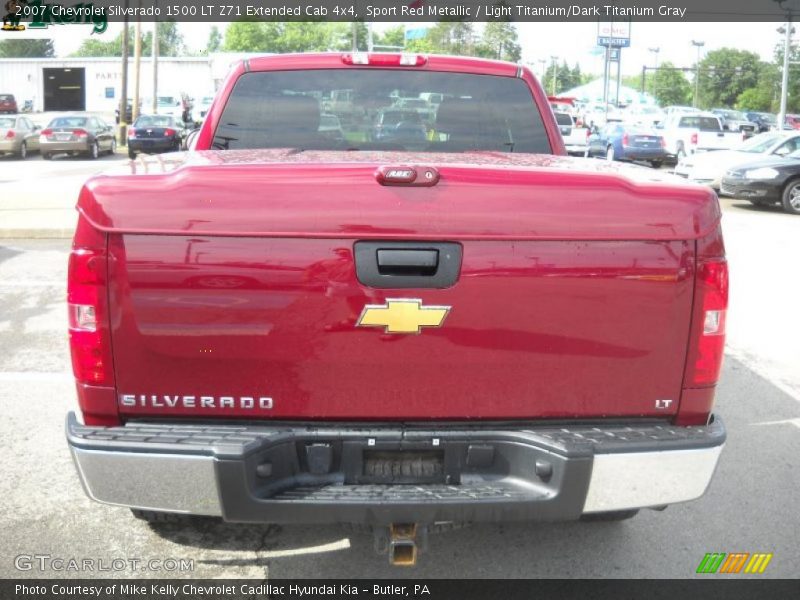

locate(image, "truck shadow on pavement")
[[143, 517, 636, 577]]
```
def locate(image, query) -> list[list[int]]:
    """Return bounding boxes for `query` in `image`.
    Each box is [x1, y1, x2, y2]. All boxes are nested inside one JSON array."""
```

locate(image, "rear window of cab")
[[213, 69, 552, 154]]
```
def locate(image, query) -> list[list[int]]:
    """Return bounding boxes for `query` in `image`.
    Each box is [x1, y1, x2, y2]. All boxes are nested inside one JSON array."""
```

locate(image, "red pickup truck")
[[66, 53, 727, 564]]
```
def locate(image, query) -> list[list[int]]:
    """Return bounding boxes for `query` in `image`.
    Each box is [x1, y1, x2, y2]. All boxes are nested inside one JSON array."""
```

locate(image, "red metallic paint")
[[79, 150, 719, 242], [71, 53, 726, 425], [107, 233, 695, 420]]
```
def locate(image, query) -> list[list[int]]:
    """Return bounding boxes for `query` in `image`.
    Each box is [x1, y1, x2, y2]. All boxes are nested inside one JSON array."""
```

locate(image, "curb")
[[0, 228, 75, 239]]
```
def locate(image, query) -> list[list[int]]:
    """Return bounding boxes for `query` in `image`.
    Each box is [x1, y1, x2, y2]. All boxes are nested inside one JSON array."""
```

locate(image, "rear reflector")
[[685, 259, 728, 387]]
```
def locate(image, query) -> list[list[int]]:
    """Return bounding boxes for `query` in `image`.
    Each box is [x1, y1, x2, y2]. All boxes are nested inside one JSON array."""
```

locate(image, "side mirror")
[[184, 128, 200, 151]]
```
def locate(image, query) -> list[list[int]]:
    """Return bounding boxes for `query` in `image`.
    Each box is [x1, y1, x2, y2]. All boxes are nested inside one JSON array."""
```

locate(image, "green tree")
[[543, 61, 580, 95], [144, 22, 185, 56], [481, 22, 521, 62], [697, 48, 761, 108], [736, 87, 773, 111], [223, 22, 350, 53], [72, 22, 185, 57], [223, 21, 271, 52], [0, 39, 54, 58], [651, 62, 692, 106], [375, 25, 405, 49], [206, 25, 222, 54]]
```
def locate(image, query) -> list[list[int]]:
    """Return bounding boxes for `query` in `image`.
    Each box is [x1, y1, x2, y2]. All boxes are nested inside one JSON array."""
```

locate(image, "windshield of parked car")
[[554, 113, 573, 126], [134, 115, 177, 127], [724, 110, 747, 120], [736, 133, 784, 153], [48, 117, 88, 128], [213, 69, 551, 153], [158, 96, 179, 105], [0, 117, 15, 128], [0, 95, 13, 101], [760, 113, 777, 124]]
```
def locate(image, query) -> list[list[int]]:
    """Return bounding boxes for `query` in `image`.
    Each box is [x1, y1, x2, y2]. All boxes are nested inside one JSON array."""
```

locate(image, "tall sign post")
[[597, 20, 631, 109]]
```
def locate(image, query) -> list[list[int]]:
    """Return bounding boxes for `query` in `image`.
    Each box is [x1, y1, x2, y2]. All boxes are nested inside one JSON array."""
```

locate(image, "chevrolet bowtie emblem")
[[356, 299, 451, 334]]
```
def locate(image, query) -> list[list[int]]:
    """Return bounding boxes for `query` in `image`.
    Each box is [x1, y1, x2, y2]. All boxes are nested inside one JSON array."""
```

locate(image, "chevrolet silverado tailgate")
[[84, 151, 719, 421]]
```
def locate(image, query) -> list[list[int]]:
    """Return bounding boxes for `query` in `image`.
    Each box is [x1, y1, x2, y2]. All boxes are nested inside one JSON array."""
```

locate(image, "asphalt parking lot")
[[0, 157, 798, 579]]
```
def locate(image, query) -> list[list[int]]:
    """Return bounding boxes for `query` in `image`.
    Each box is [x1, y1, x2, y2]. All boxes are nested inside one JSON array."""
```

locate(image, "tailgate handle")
[[355, 241, 462, 289], [377, 249, 439, 275]]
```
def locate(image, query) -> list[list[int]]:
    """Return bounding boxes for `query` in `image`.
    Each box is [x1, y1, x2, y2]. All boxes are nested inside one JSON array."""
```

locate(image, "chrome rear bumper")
[[67, 413, 725, 522]]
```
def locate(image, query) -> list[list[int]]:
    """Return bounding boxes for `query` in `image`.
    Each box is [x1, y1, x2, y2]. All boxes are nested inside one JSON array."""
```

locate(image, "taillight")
[[164, 128, 175, 137], [127, 127, 136, 138], [659, 137, 666, 148], [68, 218, 114, 388], [685, 258, 728, 387], [622, 133, 629, 146], [5, 130, 14, 139], [73, 128, 89, 138], [691, 132, 698, 145], [586, 128, 591, 139], [40, 128, 52, 136]]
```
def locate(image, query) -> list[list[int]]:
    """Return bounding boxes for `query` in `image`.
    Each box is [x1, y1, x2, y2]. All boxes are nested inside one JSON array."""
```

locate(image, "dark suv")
[[0, 94, 18, 114]]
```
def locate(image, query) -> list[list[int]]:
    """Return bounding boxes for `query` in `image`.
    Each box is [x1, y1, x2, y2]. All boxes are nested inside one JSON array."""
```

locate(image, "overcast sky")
[[39, 21, 786, 78]]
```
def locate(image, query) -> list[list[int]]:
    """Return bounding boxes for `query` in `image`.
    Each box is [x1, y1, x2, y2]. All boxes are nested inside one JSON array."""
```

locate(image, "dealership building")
[[0, 53, 253, 113]]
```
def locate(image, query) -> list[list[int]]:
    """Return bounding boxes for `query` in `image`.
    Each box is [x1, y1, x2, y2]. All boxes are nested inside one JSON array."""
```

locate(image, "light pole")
[[778, 21, 794, 130], [550, 55, 558, 96], [691, 40, 705, 108], [537, 59, 547, 82], [648, 47, 660, 96]]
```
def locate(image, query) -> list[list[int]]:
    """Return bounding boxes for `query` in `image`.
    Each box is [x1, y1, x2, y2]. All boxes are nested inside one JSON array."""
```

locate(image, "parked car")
[[711, 109, 758, 137], [555, 111, 588, 156], [197, 96, 214, 119], [39, 114, 116, 160], [145, 95, 192, 123], [394, 97, 436, 124], [663, 105, 701, 118], [675, 131, 800, 189], [623, 104, 665, 128], [785, 114, 800, 130], [581, 102, 622, 129], [744, 111, 777, 133], [0, 94, 17, 114], [586, 122, 669, 167], [0, 94, 18, 115], [0, 115, 41, 159], [318, 113, 345, 143], [127, 114, 186, 159], [371, 108, 427, 143], [659, 112, 746, 160], [720, 149, 800, 214]]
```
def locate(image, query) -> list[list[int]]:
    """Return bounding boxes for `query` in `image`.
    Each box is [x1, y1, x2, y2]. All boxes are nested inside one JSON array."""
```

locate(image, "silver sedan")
[[0, 115, 41, 159], [39, 114, 116, 160]]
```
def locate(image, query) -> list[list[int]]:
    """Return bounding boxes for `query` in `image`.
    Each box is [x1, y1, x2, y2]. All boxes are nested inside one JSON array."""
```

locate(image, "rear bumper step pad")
[[66, 412, 725, 524]]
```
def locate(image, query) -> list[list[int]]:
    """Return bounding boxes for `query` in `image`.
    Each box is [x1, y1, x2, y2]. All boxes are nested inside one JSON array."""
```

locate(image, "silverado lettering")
[[119, 395, 273, 410], [65, 53, 727, 565]]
